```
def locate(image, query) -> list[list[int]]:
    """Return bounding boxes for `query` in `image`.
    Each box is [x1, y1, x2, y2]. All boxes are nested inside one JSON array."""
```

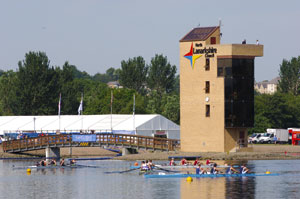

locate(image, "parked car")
[[259, 133, 274, 144]]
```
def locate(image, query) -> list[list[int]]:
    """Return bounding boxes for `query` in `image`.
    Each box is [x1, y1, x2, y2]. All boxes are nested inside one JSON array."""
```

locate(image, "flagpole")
[[133, 94, 136, 135], [58, 93, 61, 132], [81, 93, 83, 131], [111, 90, 113, 133]]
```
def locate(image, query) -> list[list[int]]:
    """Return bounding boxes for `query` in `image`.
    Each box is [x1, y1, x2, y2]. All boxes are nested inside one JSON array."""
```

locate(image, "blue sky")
[[0, 0, 299, 81]]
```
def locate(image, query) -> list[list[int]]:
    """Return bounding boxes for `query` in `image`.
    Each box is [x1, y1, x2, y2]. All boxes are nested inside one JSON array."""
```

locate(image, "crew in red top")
[[169, 158, 176, 166], [180, 158, 187, 165], [193, 158, 200, 166], [206, 159, 211, 165]]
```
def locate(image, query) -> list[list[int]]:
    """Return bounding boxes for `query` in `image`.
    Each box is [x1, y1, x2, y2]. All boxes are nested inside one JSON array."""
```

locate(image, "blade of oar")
[[104, 167, 140, 174]]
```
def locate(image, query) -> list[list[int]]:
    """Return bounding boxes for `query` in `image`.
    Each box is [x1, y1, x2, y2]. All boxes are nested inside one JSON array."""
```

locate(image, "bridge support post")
[[46, 147, 60, 162], [122, 148, 137, 156]]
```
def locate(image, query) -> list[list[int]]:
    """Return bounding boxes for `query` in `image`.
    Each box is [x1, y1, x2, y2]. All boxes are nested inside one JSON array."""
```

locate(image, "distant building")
[[255, 77, 280, 94], [107, 81, 123, 88]]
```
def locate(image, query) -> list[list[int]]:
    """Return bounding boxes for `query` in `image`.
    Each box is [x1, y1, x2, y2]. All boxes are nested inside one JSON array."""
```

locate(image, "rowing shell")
[[144, 173, 279, 179], [12, 165, 84, 169], [130, 165, 237, 169]]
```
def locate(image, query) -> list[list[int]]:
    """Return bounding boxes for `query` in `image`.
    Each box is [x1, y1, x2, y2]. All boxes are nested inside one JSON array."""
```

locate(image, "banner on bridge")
[[72, 134, 97, 142]]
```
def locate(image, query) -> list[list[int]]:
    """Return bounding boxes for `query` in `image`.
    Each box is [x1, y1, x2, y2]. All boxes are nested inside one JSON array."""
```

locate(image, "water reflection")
[[180, 160, 256, 199]]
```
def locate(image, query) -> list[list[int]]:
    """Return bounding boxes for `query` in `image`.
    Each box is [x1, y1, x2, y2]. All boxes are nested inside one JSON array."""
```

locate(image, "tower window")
[[205, 58, 210, 71], [205, 81, 210, 93], [211, 37, 216, 44], [206, 105, 210, 117]]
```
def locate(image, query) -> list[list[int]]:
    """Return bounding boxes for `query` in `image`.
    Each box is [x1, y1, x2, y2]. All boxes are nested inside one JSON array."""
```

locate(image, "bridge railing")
[[2, 134, 180, 152]]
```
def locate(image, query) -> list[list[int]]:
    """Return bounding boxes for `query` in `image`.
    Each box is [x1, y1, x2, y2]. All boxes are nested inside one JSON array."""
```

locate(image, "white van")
[[259, 133, 274, 144], [249, 133, 263, 144]]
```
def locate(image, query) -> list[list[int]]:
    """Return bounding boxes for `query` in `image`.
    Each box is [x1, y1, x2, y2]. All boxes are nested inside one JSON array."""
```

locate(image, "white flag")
[[78, 94, 83, 115], [58, 93, 61, 116]]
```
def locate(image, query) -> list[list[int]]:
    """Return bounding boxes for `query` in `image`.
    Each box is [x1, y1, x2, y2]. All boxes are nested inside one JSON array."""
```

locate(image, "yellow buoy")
[[266, 171, 271, 174], [27, 168, 31, 173], [186, 176, 193, 182]]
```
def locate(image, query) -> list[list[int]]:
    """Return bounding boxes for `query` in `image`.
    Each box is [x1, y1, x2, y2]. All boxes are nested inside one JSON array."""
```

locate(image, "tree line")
[[0, 52, 180, 124], [1, 51, 299, 131], [249, 56, 300, 134]]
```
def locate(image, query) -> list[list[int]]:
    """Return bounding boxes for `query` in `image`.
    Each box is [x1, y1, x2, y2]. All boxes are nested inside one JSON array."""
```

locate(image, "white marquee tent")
[[0, 114, 180, 139]]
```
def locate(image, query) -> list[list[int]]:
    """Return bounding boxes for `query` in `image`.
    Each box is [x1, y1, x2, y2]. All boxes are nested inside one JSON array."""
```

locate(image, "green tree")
[[173, 75, 180, 95], [0, 69, 4, 77], [93, 73, 111, 83], [119, 56, 148, 94], [161, 94, 180, 124], [146, 90, 162, 114], [250, 93, 300, 135], [57, 62, 83, 115], [84, 86, 146, 115], [147, 54, 177, 95], [279, 56, 300, 95], [15, 51, 60, 115], [0, 70, 18, 115]]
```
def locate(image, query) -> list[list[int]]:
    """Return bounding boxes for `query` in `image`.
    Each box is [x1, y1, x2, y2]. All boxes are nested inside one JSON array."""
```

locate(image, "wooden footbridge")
[[2, 134, 180, 153]]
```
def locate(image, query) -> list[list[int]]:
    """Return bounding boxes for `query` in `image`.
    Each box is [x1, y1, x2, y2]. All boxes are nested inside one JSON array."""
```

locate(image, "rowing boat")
[[144, 173, 279, 179], [130, 165, 237, 169], [12, 165, 86, 169], [139, 170, 154, 175]]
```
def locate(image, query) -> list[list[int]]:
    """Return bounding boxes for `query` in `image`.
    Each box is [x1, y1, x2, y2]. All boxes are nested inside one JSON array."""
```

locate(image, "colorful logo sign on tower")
[[184, 43, 202, 69]]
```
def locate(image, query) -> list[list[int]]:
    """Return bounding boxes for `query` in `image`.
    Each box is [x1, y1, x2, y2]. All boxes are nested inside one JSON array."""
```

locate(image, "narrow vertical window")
[[205, 58, 210, 71], [205, 81, 210, 93], [210, 37, 216, 44], [206, 105, 210, 117]]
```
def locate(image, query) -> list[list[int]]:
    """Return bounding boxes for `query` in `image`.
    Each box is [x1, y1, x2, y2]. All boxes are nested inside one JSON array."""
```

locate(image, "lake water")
[[1, 159, 300, 199]]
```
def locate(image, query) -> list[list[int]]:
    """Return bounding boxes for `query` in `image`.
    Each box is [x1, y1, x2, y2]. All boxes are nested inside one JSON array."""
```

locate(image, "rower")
[[206, 159, 215, 166], [206, 159, 211, 165], [40, 159, 47, 166], [169, 158, 176, 166], [180, 158, 187, 166], [60, 158, 65, 166], [50, 159, 57, 166], [210, 163, 219, 174], [141, 161, 149, 171], [70, 159, 76, 166], [226, 164, 238, 174], [240, 164, 249, 174], [196, 163, 206, 174], [148, 160, 154, 170], [193, 158, 200, 166]]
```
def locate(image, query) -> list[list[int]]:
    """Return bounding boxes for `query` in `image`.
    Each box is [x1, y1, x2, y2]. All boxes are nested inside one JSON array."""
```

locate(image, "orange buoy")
[[134, 162, 139, 166]]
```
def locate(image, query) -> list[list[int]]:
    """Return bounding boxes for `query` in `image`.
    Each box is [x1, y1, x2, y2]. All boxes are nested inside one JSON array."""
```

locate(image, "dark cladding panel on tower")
[[218, 58, 255, 128]]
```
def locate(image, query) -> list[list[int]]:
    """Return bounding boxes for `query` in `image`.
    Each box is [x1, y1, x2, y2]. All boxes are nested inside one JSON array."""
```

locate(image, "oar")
[[154, 166, 180, 173], [104, 167, 140, 174], [75, 164, 101, 168]]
